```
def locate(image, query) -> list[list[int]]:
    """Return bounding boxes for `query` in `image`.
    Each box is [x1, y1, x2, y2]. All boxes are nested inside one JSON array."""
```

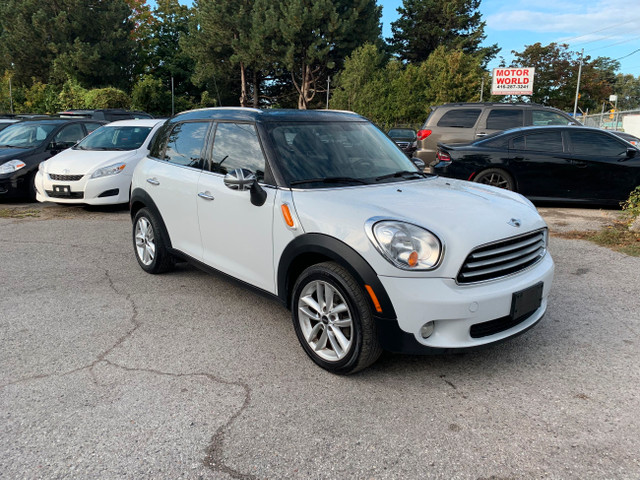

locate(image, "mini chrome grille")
[[457, 229, 546, 284], [49, 173, 84, 181]]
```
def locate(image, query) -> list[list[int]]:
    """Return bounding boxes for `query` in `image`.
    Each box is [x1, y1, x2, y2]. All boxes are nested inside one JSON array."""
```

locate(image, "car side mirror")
[[48, 141, 61, 153], [627, 147, 637, 158], [223, 168, 267, 206], [411, 157, 426, 171]]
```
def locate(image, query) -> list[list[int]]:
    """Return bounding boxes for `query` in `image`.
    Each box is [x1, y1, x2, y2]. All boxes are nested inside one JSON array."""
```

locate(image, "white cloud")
[[486, 0, 640, 40]]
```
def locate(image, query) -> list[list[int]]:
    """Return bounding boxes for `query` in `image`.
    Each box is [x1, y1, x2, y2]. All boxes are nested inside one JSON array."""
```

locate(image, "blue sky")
[[379, 0, 640, 76]]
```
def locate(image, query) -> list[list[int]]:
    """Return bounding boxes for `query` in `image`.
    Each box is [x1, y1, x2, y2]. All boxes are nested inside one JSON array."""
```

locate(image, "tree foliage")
[[389, 0, 498, 66]]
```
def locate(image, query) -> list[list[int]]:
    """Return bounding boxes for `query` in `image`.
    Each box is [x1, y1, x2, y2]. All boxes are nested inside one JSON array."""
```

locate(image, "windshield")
[[75, 126, 152, 151], [266, 121, 421, 187], [0, 123, 58, 148]]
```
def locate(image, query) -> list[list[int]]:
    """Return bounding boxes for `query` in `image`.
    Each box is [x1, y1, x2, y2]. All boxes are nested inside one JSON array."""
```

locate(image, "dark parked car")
[[433, 125, 640, 204], [610, 130, 639, 146], [387, 128, 417, 157], [57, 109, 153, 122], [415, 103, 580, 165], [0, 119, 20, 132], [0, 119, 105, 199]]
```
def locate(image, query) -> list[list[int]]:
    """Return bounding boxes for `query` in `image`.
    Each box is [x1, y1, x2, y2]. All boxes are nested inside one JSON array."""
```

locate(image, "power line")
[[588, 34, 640, 53], [560, 19, 639, 43], [615, 48, 640, 61]]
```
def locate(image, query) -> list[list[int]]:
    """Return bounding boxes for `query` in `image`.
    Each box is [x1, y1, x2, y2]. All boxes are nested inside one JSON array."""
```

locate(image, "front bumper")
[[376, 252, 554, 352], [35, 170, 131, 205]]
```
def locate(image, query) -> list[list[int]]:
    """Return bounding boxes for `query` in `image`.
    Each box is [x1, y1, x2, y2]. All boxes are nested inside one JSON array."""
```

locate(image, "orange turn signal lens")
[[408, 251, 419, 267], [281, 204, 294, 227], [364, 284, 383, 313]]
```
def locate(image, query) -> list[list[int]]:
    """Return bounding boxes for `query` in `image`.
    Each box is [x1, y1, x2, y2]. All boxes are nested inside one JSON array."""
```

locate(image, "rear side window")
[[568, 130, 628, 156], [532, 110, 572, 126], [486, 109, 524, 130], [437, 109, 481, 128], [210, 123, 265, 181], [163, 122, 209, 169], [511, 131, 563, 152]]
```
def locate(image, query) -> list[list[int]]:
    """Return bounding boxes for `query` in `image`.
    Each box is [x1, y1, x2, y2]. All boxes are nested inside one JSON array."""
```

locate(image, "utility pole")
[[326, 76, 330, 109], [479, 75, 484, 102], [8, 75, 13, 114], [572, 49, 583, 118], [171, 76, 175, 116]]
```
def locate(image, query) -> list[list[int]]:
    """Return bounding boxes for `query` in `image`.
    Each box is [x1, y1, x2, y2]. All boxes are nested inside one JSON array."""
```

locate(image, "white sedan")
[[35, 119, 164, 205]]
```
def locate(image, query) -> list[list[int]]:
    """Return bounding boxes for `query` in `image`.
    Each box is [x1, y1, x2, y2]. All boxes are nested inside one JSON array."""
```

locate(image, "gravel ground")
[[0, 203, 638, 479]]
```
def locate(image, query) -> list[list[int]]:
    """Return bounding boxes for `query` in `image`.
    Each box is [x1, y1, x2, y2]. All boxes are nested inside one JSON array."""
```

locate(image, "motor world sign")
[[491, 68, 535, 95]]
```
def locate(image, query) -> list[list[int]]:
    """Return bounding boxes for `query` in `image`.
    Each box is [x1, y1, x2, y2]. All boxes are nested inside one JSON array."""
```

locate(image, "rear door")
[[140, 121, 211, 260], [508, 130, 573, 198], [566, 129, 640, 201], [196, 122, 277, 293], [477, 108, 525, 138]]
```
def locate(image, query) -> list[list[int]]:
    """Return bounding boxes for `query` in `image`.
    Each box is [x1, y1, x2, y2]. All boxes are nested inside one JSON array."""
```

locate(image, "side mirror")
[[411, 157, 426, 171], [627, 147, 637, 158], [48, 142, 60, 153], [223, 168, 267, 206]]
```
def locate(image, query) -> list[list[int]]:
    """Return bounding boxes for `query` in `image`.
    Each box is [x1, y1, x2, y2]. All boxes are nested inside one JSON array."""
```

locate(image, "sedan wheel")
[[474, 168, 515, 191]]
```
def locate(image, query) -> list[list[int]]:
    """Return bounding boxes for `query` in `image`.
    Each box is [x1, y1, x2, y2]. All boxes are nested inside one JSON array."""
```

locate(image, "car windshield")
[[75, 126, 152, 151], [266, 121, 422, 187], [0, 123, 58, 148]]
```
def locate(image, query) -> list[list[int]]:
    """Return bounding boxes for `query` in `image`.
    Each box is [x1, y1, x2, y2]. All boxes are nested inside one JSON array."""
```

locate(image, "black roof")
[[171, 108, 365, 123], [14, 118, 105, 126]]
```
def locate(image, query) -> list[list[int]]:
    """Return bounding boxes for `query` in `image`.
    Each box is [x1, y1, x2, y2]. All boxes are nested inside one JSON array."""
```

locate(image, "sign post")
[[491, 68, 535, 96]]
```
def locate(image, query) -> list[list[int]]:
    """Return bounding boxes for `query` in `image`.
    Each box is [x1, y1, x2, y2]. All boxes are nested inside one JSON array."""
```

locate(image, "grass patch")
[[0, 207, 41, 219], [555, 221, 640, 257]]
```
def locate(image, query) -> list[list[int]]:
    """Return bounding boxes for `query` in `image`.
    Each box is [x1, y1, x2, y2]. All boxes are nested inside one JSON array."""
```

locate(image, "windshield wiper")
[[374, 170, 426, 182], [290, 176, 370, 186]]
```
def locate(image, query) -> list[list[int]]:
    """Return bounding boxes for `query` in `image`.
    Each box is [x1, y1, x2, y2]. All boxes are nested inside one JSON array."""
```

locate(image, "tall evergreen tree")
[[389, 0, 498, 65]]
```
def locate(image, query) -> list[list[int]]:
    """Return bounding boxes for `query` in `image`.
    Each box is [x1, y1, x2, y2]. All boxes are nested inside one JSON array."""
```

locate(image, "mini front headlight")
[[91, 162, 126, 179], [0, 159, 27, 175], [370, 220, 442, 270]]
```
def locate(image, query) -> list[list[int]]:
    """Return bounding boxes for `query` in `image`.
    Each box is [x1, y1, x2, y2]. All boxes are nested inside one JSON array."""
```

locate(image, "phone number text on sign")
[[491, 68, 535, 95]]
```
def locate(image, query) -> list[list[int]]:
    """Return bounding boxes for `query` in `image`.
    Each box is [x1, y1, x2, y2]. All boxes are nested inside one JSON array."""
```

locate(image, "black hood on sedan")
[[0, 147, 36, 163]]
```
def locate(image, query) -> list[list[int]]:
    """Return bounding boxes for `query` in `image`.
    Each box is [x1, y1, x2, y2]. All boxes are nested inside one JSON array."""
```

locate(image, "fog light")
[[420, 321, 435, 339]]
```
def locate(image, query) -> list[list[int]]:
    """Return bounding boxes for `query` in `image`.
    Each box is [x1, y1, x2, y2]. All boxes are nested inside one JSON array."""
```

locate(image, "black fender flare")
[[130, 188, 173, 250], [277, 233, 396, 320]]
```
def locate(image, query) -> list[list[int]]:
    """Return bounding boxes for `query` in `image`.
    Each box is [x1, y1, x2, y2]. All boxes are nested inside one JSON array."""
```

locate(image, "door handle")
[[198, 191, 215, 201], [572, 160, 587, 168], [146, 178, 160, 185], [476, 132, 488, 137]]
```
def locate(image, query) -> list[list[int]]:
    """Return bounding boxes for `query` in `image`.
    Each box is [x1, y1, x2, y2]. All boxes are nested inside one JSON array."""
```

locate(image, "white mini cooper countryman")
[[130, 108, 554, 374]]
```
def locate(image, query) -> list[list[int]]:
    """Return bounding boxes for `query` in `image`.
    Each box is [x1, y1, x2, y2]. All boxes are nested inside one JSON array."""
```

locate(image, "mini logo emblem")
[[508, 218, 522, 227]]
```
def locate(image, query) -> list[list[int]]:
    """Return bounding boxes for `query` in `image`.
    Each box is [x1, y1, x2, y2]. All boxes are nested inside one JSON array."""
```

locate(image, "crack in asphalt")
[[1, 266, 256, 479]]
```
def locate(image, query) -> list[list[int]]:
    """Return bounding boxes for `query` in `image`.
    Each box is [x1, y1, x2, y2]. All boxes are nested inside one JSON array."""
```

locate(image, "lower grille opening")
[[470, 311, 537, 338], [98, 188, 119, 198], [45, 190, 84, 199]]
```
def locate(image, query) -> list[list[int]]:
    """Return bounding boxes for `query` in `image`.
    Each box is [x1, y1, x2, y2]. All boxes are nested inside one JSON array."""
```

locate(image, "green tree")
[[85, 88, 131, 109], [58, 78, 88, 110], [273, 0, 382, 108], [22, 81, 61, 114], [131, 75, 172, 116], [613, 74, 640, 111], [0, 0, 137, 90], [389, 0, 498, 65], [510, 43, 618, 112]]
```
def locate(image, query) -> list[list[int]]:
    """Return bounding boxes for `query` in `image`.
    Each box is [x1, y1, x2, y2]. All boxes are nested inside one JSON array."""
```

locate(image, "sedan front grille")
[[457, 229, 546, 284], [49, 173, 84, 181]]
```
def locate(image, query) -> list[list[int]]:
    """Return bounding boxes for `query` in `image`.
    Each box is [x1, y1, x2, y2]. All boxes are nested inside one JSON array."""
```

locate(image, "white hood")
[[291, 177, 547, 278], [41, 149, 140, 176]]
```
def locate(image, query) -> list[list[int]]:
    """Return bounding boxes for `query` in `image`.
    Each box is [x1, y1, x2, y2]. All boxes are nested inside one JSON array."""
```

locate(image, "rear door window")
[[510, 131, 563, 152], [163, 122, 210, 169], [486, 109, 524, 130], [437, 109, 481, 128]]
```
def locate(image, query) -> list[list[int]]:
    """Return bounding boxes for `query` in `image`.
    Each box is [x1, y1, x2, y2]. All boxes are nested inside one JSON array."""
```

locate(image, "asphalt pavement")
[[1, 204, 639, 479]]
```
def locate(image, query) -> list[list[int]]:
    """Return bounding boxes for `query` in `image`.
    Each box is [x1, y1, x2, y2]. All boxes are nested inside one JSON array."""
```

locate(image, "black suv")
[[415, 103, 580, 165], [57, 109, 153, 122], [0, 119, 105, 199]]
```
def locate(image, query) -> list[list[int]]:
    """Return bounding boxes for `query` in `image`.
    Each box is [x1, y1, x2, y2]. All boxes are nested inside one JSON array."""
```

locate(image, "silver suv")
[[415, 103, 580, 165]]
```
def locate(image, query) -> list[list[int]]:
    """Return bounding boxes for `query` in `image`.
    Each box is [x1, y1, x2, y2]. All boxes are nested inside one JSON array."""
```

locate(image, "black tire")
[[26, 171, 38, 201], [291, 261, 382, 374], [132, 208, 174, 274], [473, 168, 516, 191]]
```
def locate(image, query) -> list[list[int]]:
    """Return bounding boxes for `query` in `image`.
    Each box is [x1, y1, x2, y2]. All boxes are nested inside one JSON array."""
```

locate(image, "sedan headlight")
[[0, 159, 27, 175], [91, 162, 126, 179], [369, 220, 442, 270]]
